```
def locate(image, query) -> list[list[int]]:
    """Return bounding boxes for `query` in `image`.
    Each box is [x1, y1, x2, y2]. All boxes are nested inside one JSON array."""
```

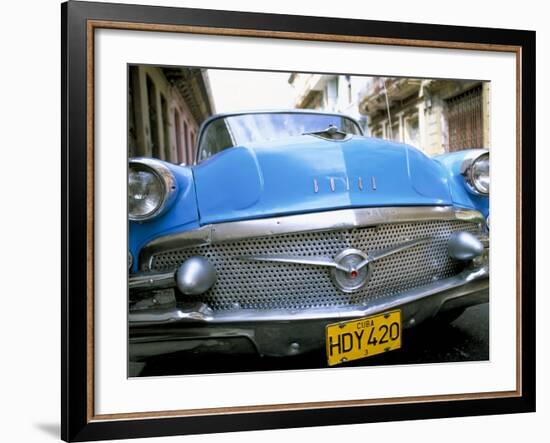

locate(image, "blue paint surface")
[[193, 135, 452, 224]]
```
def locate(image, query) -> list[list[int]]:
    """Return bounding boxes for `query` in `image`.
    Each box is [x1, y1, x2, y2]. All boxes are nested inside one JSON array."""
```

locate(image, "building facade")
[[128, 66, 214, 164], [288, 73, 369, 130], [359, 78, 491, 156]]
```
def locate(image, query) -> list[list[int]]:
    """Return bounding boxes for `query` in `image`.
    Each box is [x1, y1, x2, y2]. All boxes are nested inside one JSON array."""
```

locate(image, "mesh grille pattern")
[[149, 220, 480, 310]]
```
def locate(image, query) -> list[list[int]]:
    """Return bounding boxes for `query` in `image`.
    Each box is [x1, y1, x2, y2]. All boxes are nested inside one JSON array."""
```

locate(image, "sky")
[[206, 69, 297, 113]]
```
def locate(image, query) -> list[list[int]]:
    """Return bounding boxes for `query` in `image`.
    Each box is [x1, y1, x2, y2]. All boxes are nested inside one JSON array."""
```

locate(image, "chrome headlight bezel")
[[460, 150, 489, 196], [128, 158, 178, 222]]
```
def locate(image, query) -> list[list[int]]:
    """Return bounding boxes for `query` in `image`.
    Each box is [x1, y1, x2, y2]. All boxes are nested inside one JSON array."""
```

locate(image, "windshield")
[[197, 112, 362, 162]]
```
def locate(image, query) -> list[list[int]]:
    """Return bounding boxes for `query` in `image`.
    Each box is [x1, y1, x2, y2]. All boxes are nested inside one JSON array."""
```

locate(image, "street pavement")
[[139, 303, 489, 377]]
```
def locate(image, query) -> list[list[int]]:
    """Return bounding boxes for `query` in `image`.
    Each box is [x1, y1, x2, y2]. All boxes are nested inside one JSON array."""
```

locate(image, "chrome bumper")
[[129, 264, 488, 361]]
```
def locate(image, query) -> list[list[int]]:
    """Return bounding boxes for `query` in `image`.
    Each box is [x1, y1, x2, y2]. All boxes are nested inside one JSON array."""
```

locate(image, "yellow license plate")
[[326, 310, 401, 366]]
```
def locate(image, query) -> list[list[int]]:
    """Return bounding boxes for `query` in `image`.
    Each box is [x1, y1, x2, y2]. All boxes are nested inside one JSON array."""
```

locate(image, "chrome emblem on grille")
[[330, 248, 372, 293]]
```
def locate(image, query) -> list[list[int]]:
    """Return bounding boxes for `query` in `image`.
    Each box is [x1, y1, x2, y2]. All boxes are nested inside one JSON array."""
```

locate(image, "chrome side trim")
[[140, 206, 484, 269]]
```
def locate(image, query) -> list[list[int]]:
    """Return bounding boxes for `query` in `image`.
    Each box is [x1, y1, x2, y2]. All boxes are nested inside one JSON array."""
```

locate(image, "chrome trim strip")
[[237, 237, 432, 272], [129, 264, 488, 326], [129, 270, 176, 290], [238, 254, 349, 271], [364, 237, 432, 264], [140, 206, 484, 269], [130, 302, 215, 325]]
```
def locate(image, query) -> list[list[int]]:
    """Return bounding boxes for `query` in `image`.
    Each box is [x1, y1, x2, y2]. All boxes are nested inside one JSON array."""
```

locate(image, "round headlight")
[[128, 158, 178, 221], [470, 153, 489, 194], [461, 150, 489, 196]]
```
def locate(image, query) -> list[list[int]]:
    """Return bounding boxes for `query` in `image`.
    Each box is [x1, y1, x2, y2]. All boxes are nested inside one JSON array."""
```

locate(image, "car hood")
[[193, 135, 452, 225]]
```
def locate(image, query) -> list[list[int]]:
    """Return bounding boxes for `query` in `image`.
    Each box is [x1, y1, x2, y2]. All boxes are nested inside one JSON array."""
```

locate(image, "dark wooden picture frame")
[[61, 1, 536, 441]]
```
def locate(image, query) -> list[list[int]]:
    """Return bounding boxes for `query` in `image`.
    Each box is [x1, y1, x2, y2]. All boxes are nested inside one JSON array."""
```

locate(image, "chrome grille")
[[149, 220, 481, 310]]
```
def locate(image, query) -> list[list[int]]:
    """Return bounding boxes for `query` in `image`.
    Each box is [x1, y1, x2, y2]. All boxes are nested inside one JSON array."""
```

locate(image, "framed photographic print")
[[61, 0, 536, 441]]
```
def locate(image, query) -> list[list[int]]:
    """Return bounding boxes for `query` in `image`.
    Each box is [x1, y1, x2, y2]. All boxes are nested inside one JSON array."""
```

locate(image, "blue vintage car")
[[128, 110, 489, 369]]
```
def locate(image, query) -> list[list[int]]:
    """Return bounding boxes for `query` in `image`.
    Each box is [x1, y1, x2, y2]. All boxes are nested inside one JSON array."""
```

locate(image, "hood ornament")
[[304, 124, 352, 141]]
